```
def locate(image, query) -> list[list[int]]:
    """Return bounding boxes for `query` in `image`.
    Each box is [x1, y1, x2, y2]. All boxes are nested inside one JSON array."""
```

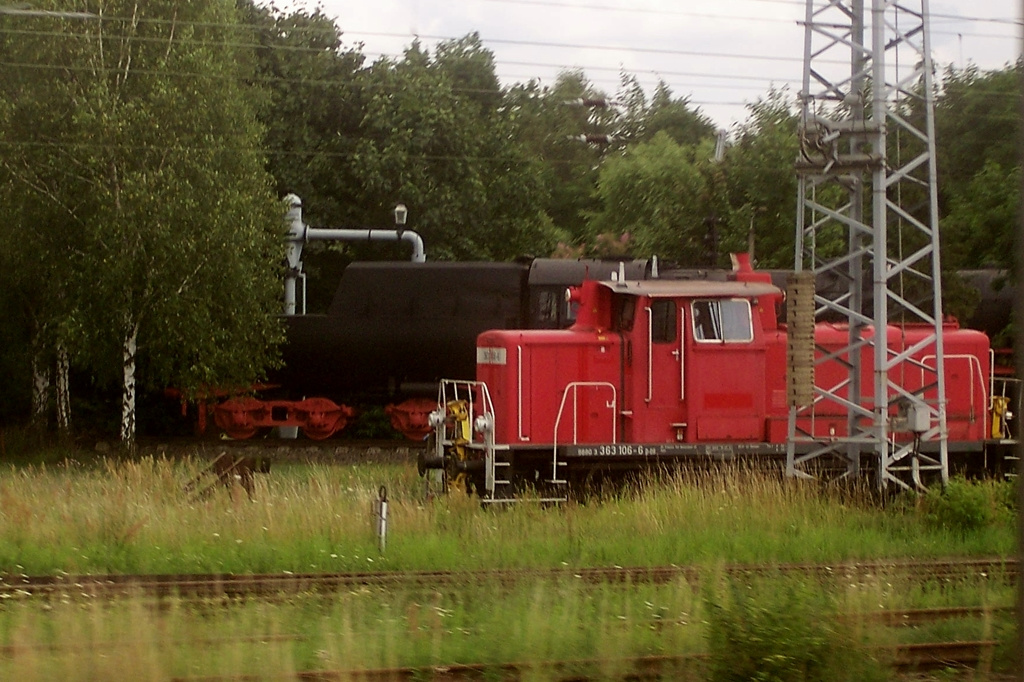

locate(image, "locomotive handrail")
[[517, 345, 528, 442], [437, 380, 497, 435], [921, 354, 984, 424], [679, 307, 685, 401], [990, 349, 994, 401], [645, 306, 653, 403], [989, 372, 1021, 441], [552, 382, 618, 484], [436, 379, 500, 493]]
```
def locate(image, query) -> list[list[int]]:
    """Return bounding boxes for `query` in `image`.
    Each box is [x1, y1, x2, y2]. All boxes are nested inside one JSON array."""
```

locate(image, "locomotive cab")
[[426, 269, 787, 500]]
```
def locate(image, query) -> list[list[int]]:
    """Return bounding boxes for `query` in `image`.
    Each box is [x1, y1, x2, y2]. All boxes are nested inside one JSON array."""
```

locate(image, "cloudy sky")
[[281, 0, 1021, 128]]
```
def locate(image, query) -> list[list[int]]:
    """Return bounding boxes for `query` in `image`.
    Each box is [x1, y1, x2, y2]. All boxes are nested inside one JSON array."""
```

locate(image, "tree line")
[[0, 0, 1018, 445]]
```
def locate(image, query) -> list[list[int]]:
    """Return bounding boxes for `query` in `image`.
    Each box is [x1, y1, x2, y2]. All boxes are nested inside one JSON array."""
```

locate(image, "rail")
[[5, 557, 1013, 599]]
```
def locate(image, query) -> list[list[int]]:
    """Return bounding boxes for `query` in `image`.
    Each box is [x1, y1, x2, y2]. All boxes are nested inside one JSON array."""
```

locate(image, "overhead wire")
[[2, 2, 1017, 49], [6, 13, 1011, 110], [0, 0, 1018, 159]]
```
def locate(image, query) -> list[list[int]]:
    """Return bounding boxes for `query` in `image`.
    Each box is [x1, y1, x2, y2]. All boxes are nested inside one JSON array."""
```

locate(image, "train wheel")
[[223, 425, 259, 440], [301, 426, 334, 440], [214, 397, 264, 440]]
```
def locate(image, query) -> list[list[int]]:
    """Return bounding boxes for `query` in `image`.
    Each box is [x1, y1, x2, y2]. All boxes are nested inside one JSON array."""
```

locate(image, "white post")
[[374, 486, 388, 553]]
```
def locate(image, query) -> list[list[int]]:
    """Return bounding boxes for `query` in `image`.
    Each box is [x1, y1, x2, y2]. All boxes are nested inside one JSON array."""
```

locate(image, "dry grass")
[[0, 458, 1013, 575], [0, 457, 1015, 680]]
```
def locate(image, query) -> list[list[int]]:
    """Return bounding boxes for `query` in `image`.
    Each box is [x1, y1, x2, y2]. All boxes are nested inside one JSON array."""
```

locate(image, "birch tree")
[[1, 1, 284, 446]]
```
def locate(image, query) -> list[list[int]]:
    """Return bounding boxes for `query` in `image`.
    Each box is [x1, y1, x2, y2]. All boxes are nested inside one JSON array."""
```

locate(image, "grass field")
[[0, 456, 1015, 575], [0, 452, 1017, 680]]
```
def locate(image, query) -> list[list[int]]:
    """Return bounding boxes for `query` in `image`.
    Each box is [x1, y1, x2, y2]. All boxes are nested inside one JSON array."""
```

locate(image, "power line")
[[2, 4, 1018, 130], [2, 1, 1014, 29]]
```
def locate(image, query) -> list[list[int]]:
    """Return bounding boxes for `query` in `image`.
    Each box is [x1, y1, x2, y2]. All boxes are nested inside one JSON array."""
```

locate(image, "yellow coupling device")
[[445, 400, 472, 492], [990, 395, 1011, 440]]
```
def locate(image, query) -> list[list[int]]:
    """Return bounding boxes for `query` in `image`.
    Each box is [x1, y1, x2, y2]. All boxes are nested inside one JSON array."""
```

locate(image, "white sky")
[[281, 0, 1021, 128]]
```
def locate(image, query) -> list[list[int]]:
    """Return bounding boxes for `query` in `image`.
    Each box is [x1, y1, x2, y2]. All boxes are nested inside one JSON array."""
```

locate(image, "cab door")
[[624, 297, 688, 443], [687, 297, 766, 441]]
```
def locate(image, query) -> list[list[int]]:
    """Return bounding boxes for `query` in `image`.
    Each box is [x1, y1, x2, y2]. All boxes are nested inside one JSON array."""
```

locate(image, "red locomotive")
[[420, 255, 1015, 499]]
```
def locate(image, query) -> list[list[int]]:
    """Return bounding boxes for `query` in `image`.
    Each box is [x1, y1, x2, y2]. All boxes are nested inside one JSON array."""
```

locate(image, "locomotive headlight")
[[428, 409, 445, 429], [474, 414, 493, 435]]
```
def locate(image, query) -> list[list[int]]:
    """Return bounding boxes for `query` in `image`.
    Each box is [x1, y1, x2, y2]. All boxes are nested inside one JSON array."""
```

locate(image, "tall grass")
[[0, 458, 1014, 575], [0, 458, 1016, 680], [0, 572, 1013, 681], [0, 577, 708, 680]]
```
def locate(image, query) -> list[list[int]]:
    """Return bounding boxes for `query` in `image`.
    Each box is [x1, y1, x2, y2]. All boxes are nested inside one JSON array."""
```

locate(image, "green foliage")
[[618, 77, 718, 148], [941, 161, 1020, 270], [239, 2, 368, 228], [721, 88, 801, 268], [588, 132, 715, 263], [344, 405, 404, 440], [1, 1, 285, 441], [704, 578, 887, 682], [935, 62, 1021, 275], [921, 476, 1012, 533], [936, 62, 1021, 206], [504, 71, 611, 246]]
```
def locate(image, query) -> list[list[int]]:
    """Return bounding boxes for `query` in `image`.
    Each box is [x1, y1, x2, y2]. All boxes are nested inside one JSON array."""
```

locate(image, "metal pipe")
[[304, 227, 426, 263], [282, 194, 427, 316]]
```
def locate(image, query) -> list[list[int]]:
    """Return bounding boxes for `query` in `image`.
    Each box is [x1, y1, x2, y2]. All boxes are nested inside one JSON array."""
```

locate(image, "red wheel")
[[223, 425, 258, 440], [213, 397, 263, 440], [294, 397, 352, 440], [301, 426, 334, 440]]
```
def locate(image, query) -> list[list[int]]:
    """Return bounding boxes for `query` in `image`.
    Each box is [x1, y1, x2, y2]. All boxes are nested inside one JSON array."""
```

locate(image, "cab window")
[[612, 295, 636, 332], [536, 290, 558, 324], [650, 299, 676, 343], [533, 287, 576, 328], [692, 299, 753, 342]]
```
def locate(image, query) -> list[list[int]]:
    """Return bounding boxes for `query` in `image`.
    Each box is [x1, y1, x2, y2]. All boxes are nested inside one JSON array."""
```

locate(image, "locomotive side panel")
[[480, 278, 994, 451], [797, 324, 992, 443], [478, 329, 621, 446], [806, 324, 883, 439], [898, 325, 991, 443]]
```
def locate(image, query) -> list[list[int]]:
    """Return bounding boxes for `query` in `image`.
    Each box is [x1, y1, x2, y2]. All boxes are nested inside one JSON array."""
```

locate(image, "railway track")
[[136, 437, 422, 462], [2, 606, 1009, 657], [147, 641, 1001, 681], [1, 640, 1004, 680], [1, 557, 1015, 600], [3, 569, 1010, 680]]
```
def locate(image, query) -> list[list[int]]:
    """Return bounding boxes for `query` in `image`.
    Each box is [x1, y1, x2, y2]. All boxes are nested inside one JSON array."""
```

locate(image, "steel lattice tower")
[[786, 0, 948, 490]]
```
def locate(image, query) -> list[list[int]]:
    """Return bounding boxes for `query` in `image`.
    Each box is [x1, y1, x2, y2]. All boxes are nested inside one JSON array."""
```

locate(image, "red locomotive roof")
[[597, 279, 782, 298]]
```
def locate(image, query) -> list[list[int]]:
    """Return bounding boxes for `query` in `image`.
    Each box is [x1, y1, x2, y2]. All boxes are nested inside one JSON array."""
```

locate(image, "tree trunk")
[[120, 320, 139, 449], [55, 343, 71, 434], [30, 340, 50, 430]]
